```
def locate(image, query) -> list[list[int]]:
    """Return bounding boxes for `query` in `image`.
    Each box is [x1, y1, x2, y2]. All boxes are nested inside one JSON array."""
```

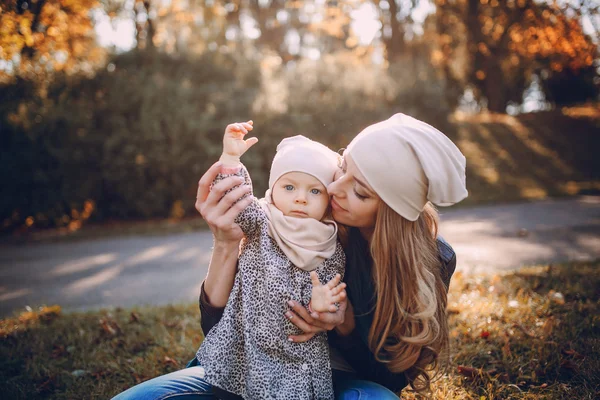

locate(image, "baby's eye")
[[310, 189, 322, 195], [284, 185, 294, 191]]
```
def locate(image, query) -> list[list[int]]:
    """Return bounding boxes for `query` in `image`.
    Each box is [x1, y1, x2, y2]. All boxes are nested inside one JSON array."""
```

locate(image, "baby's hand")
[[220, 120, 258, 166], [310, 272, 346, 313]]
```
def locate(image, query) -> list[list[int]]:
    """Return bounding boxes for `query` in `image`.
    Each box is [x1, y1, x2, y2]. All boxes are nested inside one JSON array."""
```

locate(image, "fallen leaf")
[[91, 370, 109, 379], [542, 317, 555, 337], [502, 335, 512, 358], [480, 330, 490, 339], [164, 320, 181, 328], [513, 323, 537, 338], [457, 365, 479, 378], [36, 377, 56, 394], [39, 306, 62, 321], [163, 356, 179, 368], [549, 291, 565, 305], [99, 318, 122, 336], [51, 344, 67, 359], [129, 311, 140, 323], [560, 359, 579, 371], [133, 373, 145, 384]]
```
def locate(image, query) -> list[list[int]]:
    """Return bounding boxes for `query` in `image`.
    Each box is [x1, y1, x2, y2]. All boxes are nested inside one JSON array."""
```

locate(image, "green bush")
[[2, 48, 455, 232], [1, 50, 261, 231]]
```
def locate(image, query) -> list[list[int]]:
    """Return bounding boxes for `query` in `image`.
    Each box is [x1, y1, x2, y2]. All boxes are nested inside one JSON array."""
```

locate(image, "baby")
[[196, 121, 346, 400]]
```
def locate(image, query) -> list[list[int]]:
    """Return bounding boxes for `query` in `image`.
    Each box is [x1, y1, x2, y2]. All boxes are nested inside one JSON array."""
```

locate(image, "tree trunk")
[[383, 0, 405, 61]]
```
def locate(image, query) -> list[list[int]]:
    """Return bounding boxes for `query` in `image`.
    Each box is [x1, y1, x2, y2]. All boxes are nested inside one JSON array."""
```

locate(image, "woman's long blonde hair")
[[369, 202, 449, 393]]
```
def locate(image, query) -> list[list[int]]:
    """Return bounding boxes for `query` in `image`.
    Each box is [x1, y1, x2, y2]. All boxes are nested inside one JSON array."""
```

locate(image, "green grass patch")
[[1, 304, 204, 399], [2, 261, 599, 399]]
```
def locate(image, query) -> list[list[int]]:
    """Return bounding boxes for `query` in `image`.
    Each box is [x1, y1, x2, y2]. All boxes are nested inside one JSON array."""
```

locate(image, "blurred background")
[[2, 3, 600, 397], [1, 0, 599, 236]]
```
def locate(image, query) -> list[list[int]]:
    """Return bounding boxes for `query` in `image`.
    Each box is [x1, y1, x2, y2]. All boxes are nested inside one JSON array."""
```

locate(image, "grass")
[[1, 260, 599, 399]]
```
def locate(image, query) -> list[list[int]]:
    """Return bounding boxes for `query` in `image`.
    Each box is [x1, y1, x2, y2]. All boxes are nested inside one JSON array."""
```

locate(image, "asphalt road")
[[1, 197, 598, 317]]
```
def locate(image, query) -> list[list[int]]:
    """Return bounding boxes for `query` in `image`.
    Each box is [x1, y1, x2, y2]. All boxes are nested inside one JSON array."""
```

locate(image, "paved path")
[[1, 197, 598, 317]]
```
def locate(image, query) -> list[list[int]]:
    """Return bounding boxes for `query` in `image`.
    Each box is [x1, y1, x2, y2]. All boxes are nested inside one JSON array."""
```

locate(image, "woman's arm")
[[195, 162, 252, 327], [203, 239, 241, 307], [195, 120, 257, 300]]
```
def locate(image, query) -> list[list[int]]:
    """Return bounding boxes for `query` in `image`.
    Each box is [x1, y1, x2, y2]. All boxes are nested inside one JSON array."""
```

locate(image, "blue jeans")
[[112, 366, 400, 399]]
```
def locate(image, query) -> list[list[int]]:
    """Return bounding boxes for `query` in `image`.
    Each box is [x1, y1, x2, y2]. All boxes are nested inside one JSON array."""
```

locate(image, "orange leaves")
[[457, 365, 480, 378], [129, 311, 141, 323], [0, 305, 62, 338], [0, 0, 101, 80], [99, 316, 122, 336], [163, 356, 179, 368]]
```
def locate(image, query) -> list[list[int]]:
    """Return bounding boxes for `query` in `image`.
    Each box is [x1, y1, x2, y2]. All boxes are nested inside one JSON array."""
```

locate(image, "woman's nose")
[[327, 178, 342, 197]]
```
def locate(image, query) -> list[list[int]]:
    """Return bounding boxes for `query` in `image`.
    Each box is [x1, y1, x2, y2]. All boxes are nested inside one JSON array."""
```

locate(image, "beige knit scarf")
[[259, 190, 338, 272]]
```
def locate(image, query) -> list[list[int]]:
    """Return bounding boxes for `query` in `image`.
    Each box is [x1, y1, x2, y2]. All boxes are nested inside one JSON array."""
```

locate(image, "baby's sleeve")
[[318, 242, 346, 284], [211, 164, 266, 238]]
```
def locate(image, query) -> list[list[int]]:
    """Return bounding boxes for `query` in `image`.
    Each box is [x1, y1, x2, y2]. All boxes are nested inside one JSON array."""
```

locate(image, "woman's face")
[[327, 154, 380, 230]]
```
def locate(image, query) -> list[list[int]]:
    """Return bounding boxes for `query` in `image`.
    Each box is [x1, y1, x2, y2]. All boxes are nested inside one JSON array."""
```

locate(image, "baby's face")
[[271, 172, 329, 220]]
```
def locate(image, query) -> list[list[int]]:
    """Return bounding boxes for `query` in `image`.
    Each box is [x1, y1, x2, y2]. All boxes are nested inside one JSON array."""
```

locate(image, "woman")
[[113, 113, 466, 399]]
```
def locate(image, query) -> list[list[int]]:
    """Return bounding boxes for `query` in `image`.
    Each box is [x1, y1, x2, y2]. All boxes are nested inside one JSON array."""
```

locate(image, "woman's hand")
[[195, 161, 253, 243], [285, 292, 350, 343]]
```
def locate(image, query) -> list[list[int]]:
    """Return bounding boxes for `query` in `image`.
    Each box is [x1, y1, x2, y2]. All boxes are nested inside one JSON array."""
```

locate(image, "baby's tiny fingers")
[[235, 123, 248, 134], [331, 293, 344, 303], [227, 124, 241, 132], [330, 283, 346, 296], [326, 274, 341, 289], [310, 271, 321, 287]]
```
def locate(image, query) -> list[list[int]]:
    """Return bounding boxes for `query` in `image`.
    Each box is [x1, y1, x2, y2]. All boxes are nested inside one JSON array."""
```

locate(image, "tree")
[[0, 0, 102, 82], [434, 0, 599, 112]]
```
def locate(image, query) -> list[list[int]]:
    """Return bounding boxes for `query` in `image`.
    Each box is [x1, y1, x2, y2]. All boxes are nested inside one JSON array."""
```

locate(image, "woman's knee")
[[335, 379, 400, 400], [111, 366, 214, 400]]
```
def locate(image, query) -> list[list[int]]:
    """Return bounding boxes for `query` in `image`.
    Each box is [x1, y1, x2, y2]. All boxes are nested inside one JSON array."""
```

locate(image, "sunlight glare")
[[93, 9, 136, 52], [350, 3, 381, 45]]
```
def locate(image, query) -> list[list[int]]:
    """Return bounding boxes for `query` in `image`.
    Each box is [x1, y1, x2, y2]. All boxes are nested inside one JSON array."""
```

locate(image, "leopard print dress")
[[196, 166, 346, 400]]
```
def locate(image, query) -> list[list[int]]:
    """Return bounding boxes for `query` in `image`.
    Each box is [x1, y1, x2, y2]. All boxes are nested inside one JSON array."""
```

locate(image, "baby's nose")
[[294, 194, 307, 204]]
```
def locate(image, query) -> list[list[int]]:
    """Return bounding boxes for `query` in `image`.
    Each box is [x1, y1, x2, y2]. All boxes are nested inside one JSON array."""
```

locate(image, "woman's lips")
[[331, 198, 346, 212]]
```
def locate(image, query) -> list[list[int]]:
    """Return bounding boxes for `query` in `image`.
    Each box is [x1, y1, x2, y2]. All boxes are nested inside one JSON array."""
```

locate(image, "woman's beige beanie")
[[346, 113, 468, 221]]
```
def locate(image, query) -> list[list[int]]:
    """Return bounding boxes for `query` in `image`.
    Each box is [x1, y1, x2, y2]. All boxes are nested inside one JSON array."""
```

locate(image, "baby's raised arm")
[[211, 121, 264, 237]]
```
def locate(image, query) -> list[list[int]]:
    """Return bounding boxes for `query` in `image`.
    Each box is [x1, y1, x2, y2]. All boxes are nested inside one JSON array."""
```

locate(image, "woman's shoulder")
[[436, 236, 455, 264], [436, 236, 457, 288]]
